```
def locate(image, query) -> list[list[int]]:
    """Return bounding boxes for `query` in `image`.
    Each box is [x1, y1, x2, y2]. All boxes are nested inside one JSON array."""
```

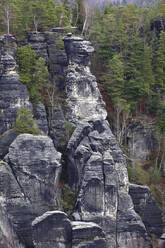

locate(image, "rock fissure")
[[7, 158, 32, 203]]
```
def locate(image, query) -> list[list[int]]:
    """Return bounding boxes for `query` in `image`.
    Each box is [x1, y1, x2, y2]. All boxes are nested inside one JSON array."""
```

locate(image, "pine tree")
[[155, 31, 165, 92]]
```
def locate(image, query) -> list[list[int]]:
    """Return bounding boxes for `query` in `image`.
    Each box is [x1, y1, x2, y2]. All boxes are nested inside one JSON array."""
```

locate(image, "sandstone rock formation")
[[0, 134, 61, 246], [129, 183, 163, 237], [32, 211, 107, 248], [71, 221, 107, 248], [67, 119, 151, 248], [63, 35, 107, 126], [0, 35, 32, 135], [126, 119, 157, 162], [32, 211, 72, 248], [0, 32, 162, 248]]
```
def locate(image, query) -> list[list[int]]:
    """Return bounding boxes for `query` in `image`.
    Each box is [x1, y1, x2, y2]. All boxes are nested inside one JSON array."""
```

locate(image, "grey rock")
[[0, 201, 24, 248], [0, 161, 32, 246], [63, 35, 93, 66], [129, 183, 164, 237], [33, 103, 48, 134], [0, 34, 17, 57], [159, 234, 165, 248], [71, 221, 107, 248], [46, 105, 66, 149], [63, 36, 107, 126], [32, 211, 72, 248], [1, 134, 61, 246], [0, 130, 18, 159], [0, 37, 32, 135], [27, 32, 48, 60], [126, 119, 157, 162], [67, 119, 151, 248]]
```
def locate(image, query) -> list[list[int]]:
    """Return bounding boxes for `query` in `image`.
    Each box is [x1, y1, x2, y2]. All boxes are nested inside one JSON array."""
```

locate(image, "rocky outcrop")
[[0, 35, 32, 135], [0, 130, 18, 159], [32, 211, 107, 248], [71, 221, 107, 248], [32, 211, 72, 248], [0, 134, 61, 247], [126, 119, 157, 162], [0, 201, 24, 248], [63, 35, 107, 126], [47, 105, 66, 149], [27, 29, 68, 88], [159, 233, 165, 248], [67, 119, 151, 248], [33, 103, 48, 134], [129, 183, 163, 237]]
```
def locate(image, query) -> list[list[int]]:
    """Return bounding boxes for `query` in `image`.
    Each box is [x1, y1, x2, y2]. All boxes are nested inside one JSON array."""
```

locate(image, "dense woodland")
[[0, 0, 165, 206]]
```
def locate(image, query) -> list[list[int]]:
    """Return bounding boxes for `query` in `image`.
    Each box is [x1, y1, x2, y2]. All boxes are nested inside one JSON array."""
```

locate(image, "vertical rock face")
[[1, 134, 62, 247], [33, 103, 48, 134], [0, 35, 32, 135], [0, 195, 24, 248], [67, 119, 151, 248], [129, 184, 164, 237], [63, 35, 107, 126], [126, 119, 157, 162]]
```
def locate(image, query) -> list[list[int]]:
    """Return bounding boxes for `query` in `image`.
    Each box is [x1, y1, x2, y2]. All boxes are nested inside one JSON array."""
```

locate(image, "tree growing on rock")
[[14, 107, 40, 134]]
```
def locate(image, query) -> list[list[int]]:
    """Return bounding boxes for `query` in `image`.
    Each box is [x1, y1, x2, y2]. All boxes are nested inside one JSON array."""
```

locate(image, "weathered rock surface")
[[46, 105, 66, 149], [32, 210, 107, 248], [126, 119, 157, 162], [32, 211, 72, 248], [27, 30, 68, 85], [158, 233, 165, 248], [71, 221, 107, 248], [129, 183, 163, 237], [63, 35, 107, 126], [0, 160, 32, 246], [0, 35, 32, 135], [0, 130, 18, 159], [33, 103, 48, 134], [0, 198, 24, 248], [67, 119, 151, 248], [0, 134, 62, 246]]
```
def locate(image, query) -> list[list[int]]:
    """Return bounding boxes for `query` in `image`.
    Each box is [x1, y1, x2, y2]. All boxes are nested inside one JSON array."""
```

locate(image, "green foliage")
[[88, 3, 165, 117], [148, 167, 162, 185], [14, 107, 40, 134], [150, 184, 163, 207], [56, 35, 64, 50], [17, 47, 50, 103], [16, 45, 36, 84], [127, 163, 150, 185], [60, 184, 77, 215]]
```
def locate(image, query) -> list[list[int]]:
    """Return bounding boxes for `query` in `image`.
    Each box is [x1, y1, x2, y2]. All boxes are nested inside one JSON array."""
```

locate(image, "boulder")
[[71, 221, 107, 248], [32, 211, 72, 248]]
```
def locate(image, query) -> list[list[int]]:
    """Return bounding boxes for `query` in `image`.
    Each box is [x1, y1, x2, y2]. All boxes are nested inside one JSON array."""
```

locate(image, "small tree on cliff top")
[[14, 107, 40, 134]]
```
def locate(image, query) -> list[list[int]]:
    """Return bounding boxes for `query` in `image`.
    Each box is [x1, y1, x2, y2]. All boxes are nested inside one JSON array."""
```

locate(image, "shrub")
[[127, 163, 150, 185], [14, 107, 40, 134], [150, 184, 163, 207], [56, 35, 64, 50], [59, 184, 77, 216]]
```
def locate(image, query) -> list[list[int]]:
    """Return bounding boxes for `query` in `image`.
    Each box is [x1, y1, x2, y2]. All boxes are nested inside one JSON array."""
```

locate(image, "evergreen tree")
[[14, 107, 40, 134], [155, 31, 165, 92]]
